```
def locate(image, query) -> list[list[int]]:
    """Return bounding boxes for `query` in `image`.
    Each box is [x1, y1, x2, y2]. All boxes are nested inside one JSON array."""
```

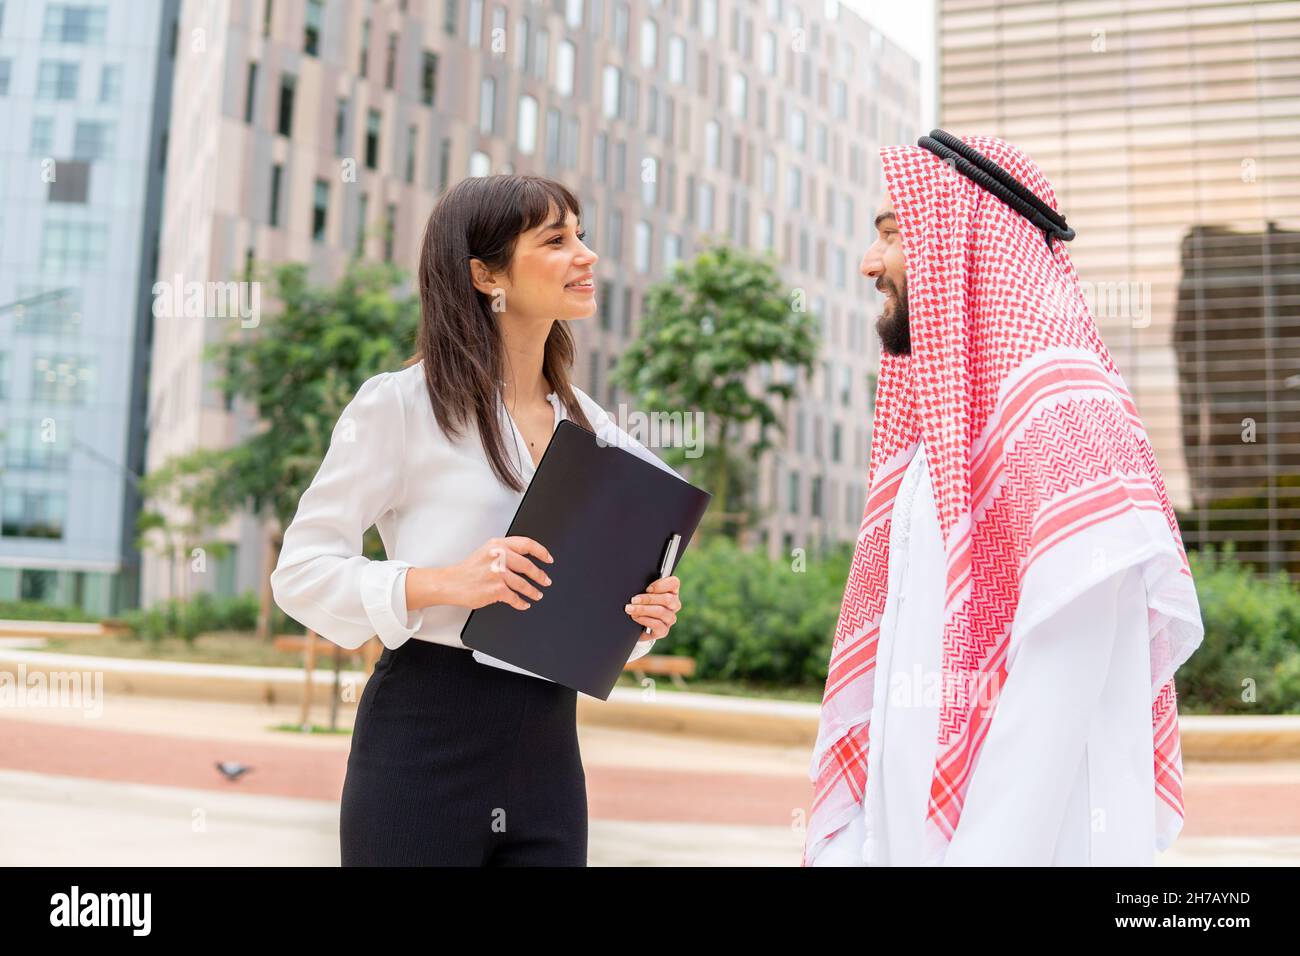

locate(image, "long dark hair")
[[405, 174, 594, 492]]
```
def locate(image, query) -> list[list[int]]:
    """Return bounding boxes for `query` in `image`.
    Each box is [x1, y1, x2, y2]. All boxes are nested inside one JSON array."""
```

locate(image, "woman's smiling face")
[[469, 203, 599, 323]]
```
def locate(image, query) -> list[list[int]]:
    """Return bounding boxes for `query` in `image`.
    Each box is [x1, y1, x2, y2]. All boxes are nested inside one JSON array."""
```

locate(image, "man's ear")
[[468, 258, 496, 296]]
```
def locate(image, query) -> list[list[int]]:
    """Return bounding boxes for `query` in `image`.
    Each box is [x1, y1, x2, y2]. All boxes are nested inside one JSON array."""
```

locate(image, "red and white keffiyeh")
[[804, 135, 1205, 866]]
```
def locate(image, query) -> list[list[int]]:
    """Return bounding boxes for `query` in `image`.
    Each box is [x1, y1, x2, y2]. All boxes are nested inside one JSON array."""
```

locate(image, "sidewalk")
[[3, 645, 1300, 759], [1, 689, 1298, 864]]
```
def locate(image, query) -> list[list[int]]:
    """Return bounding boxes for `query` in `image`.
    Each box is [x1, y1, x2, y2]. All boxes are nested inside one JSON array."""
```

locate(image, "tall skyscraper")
[[0, 0, 179, 614], [939, 0, 1300, 576], [143, 0, 920, 606]]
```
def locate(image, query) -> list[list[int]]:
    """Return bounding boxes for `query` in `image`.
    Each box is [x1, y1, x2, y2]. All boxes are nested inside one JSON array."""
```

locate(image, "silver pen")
[[647, 533, 681, 635]]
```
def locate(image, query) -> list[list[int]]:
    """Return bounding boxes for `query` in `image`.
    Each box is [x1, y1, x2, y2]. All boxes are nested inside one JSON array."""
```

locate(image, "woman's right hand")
[[444, 536, 555, 611]]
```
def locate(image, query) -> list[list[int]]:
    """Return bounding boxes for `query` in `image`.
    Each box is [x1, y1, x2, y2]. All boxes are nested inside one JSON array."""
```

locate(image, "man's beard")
[[875, 276, 911, 356]]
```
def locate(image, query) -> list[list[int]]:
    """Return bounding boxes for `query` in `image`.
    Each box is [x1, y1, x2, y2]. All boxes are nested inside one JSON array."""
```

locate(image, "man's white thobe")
[[813, 442, 1158, 866]]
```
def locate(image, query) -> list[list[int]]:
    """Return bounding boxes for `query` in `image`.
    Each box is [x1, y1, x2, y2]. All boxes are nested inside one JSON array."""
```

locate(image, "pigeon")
[[215, 761, 253, 782]]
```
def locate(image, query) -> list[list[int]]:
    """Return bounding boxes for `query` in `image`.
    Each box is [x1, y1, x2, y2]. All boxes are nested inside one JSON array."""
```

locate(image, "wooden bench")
[[273, 634, 366, 658], [624, 654, 696, 689]]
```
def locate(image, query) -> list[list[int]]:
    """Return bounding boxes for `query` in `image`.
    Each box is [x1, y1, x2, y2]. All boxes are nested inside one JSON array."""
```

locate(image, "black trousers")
[[340, 638, 588, 866]]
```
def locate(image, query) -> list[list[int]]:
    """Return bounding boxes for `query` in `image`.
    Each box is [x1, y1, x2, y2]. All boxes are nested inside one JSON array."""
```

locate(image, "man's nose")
[[860, 245, 883, 280]]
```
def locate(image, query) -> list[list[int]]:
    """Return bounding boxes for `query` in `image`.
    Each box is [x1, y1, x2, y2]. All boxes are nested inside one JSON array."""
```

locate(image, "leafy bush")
[[1177, 544, 1300, 714], [0, 601, 100, 623], [119, 592, 293, 644], [658, 536, 1300, 713], [658, 535, 850, 685]]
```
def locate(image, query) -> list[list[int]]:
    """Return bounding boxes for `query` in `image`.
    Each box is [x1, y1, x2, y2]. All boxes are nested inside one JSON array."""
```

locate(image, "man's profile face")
[[860, 196, 910, 356]]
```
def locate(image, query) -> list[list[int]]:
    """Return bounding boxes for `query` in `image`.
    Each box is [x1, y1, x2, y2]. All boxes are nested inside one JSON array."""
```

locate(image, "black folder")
[[460, 419, 712, 699]]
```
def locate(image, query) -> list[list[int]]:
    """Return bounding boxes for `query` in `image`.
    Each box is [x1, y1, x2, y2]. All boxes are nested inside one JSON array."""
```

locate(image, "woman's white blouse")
[[270, 361, 679, 676]]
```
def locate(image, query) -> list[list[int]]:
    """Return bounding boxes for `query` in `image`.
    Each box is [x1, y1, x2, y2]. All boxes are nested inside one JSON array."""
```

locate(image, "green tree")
[[138, 257, 420, 639], [612, 241, 819, 539]]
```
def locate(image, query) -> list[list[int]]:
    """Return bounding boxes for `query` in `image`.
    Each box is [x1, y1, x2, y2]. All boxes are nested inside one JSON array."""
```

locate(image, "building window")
[[555, 40, 575, 97], [19, 569, 57, 600], [384, 203, 396, 261], [517, 94, 538, 154], [467, 0, 482, 47], [3, 491, 66, 540], [40, 222, 107, 271], [37, 61, 78, 100], [360, 17, 370, 75], [601, 65, 621, 119], [98, 63, 121, 102], [385, 32, 398, 88], [48, 160, 89, 203], [304, 0, 322, 54], [640, 19, 657, 69], [565, 0, 583, 29], [613, 140, 626, 189], [697, 181, 714, 231], [0, 59, 11, 96], [33, 354, 94, 403], [312, 179, 329, 241], [641, 155, 657, 206], [761, 31, 776, 74], [468, 150, 491, 177], [72, 120, 113, 160], [491, 7, 506, 59], [5, 419, 72, 471], [545, 108, 560, 166], [356, 192, 368, 253], [705, 120, 720, 168], [606, 208, 623, 261], [244, 62, 258, 123], [12, 286, 80, 336], [31, 116, 55, 155], [634, 220, 651, 273], [594, 132, 606, 183], [811, 476, 823, 518], [668, 34, 685, 84], [277, 73, 295, 136], [269, 163, 283, 226], [563, 115, 578, 168], [788, 471, 800, 515], [43, 5, 107, 43], [444, 0, 458, 36], [421, 51, 439, 105], [366, 109, 381, 168], [515, 16, 530, 71], [533, 29, 548, 79], [613, 3, 628, 50], [404, 123, 417, 182], [479, 75, 496, 133], [334, 96, 348, 155], [663, 233, 681, 269], [597, 282, 612, 331], [438, 137, 451, 192], [729, 72, 746, 119]]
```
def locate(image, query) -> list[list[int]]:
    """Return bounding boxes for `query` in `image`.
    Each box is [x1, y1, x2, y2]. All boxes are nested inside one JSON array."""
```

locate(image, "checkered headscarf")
[[804, 135, 1205, 866]]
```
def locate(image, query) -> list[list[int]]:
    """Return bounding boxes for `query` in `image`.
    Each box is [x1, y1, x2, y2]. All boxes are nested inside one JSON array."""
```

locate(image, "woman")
[[270, 174, 685, 866]]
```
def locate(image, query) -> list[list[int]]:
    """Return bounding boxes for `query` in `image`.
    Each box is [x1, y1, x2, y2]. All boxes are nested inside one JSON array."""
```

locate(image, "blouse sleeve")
[[270, 372, 426, 651], [940, 566, 1141, 866]]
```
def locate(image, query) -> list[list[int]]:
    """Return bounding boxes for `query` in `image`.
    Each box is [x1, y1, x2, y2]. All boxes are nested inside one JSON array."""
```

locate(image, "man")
[[805, 131, 1205, 867]]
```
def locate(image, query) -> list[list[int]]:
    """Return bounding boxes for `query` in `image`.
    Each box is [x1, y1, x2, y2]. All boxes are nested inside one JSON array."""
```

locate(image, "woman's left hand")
[[625, 576, 681, 641]]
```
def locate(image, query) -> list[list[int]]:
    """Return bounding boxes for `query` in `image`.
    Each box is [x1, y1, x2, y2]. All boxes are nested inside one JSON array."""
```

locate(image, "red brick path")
[[0, 717, 1295, 836]]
